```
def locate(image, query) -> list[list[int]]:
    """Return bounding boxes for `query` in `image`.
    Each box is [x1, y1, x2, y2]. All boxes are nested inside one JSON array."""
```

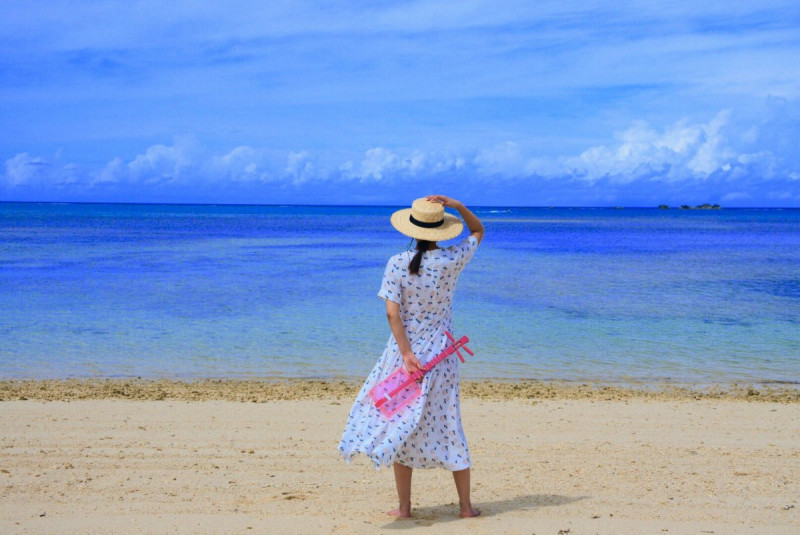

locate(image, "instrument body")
[[368, 332, 473, 418]]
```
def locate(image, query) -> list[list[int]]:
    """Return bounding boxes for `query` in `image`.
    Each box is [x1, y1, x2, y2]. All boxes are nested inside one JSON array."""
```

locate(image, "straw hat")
[[390, 198, 463, 241]]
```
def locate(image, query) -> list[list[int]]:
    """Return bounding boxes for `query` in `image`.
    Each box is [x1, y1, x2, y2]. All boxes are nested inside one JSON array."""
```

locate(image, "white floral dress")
[[339, 235, 478, 470]]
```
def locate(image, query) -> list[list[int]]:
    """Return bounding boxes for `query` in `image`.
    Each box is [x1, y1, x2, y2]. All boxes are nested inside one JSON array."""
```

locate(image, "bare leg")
[[387, 462, 413, 517], [452, 468, 481, 518]]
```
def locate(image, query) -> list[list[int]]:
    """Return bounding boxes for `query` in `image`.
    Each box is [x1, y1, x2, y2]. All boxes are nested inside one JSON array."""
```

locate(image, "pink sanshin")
[[369, 332, 473, 418]]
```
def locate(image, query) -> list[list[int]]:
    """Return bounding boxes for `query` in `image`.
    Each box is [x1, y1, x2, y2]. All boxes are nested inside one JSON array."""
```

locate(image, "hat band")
[[409, 215, 444, 228]]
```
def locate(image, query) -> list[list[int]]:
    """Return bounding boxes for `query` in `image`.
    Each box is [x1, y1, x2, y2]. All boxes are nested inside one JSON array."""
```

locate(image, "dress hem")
[[341, 448, 470, 472]]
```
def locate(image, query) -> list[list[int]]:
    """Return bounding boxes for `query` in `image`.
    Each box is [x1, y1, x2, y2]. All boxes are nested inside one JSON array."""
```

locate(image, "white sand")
[[1, 398, 798, 534]]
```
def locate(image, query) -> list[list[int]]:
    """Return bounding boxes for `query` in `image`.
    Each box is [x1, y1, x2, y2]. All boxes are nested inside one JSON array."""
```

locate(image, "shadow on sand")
[[381, 493, 587, 529]]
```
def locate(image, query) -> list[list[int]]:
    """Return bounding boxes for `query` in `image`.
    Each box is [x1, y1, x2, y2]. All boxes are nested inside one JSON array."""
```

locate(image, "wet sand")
[[1, 380, 798, 534]]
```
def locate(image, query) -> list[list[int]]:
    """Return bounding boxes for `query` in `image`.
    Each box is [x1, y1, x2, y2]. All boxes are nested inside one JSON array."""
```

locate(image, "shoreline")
[[2, 378, 799, 403]]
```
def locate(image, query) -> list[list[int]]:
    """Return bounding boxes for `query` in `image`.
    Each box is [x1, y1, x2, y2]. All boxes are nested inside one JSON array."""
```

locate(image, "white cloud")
[[566, 111, 748, 183], [285, 151, 316, 184], [686, 111, 734, 175], [3, 153, 46, 187], [3, 152, 79, 188], [357, 148, 398, 181], [93, 157, 125, 185], [2, 103, 799, 205], [212, 146, 272, 183], [342, 147, 470, 182], [92, 139, 275, 187], [127, 140, 197, 185]]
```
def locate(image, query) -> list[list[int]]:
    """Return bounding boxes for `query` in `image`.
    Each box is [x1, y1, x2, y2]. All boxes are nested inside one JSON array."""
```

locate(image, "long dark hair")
[[409, 239, 431, 275]]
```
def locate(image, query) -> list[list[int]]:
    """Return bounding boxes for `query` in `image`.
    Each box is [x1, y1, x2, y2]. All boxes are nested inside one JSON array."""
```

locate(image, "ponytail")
[[409, 239, 431, 275]]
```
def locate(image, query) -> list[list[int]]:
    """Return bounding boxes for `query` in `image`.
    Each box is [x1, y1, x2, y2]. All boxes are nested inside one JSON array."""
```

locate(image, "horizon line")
[[1, 200, 798, 210]]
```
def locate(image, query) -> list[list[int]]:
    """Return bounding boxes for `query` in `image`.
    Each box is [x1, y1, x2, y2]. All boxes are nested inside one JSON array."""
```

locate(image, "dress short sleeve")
[[377, 256, 403, 304], [449, 235, 479, 268]]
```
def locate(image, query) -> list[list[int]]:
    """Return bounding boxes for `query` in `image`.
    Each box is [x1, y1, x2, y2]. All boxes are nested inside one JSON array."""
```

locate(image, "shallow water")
[[1, 203, 798, 384]]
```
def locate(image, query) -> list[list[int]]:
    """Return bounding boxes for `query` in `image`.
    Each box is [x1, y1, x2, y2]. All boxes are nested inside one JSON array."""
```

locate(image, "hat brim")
[[390, 208, 464, 241]]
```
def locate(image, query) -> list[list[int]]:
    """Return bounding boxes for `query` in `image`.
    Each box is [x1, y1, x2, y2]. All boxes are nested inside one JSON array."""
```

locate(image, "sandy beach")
[[1, 380, 798, 534]]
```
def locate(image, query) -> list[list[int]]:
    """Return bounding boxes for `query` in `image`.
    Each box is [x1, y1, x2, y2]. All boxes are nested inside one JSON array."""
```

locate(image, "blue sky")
[[1, 1, 799, 206]]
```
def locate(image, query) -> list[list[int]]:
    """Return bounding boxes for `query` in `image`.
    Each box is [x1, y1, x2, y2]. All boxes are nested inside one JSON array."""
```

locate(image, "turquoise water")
[[1, 203, 799, 384]]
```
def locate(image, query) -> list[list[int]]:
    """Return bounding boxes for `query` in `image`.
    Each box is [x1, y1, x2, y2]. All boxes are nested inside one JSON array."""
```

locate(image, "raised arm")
[[426, 195, 484, 244]]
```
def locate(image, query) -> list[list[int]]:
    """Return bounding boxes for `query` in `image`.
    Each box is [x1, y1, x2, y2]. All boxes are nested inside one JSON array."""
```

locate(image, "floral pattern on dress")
[[339, 235, 478, 470]]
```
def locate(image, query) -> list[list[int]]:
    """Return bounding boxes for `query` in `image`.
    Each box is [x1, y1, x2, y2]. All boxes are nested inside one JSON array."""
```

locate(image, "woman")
[[339, 194, 484, 519]]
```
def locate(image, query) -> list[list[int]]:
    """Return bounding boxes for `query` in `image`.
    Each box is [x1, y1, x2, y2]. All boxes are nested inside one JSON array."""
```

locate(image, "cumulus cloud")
[[3, 151, 82, 189], [340, 148, 468, 183], [92, 157, 125, 185], [88, 139, 277, 188], [285, 151, 317, 184], [4, 153, 47, 187], [211, 146, 272, 183], [127, 138, 199, 185], [356, 148, 399, 181], [338, 109, 793, 192], [90, 140, 198, 187], [565, 111, 742, 183], [3, 105, 799, 205]]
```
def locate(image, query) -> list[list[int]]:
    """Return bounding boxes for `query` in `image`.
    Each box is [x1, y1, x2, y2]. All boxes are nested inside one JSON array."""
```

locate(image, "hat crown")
[[410, 198, 444, 223], [389, 197, 463, 241]]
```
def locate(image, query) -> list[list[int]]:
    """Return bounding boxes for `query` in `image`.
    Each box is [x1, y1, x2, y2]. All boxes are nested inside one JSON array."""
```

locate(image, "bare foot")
[[387, 508, 411, 518], [460, 508, 481, 518]]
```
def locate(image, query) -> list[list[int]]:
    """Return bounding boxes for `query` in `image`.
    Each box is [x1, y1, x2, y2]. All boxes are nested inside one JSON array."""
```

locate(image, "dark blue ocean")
[[1, 202, 799, 385]]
